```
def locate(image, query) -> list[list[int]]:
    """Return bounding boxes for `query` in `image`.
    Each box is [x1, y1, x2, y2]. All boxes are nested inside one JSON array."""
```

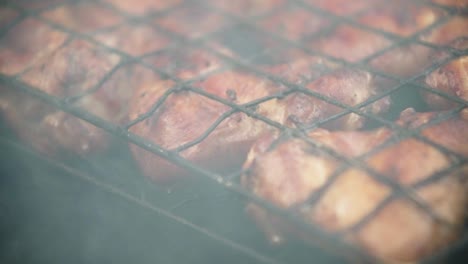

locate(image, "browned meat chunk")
[[421, 16, 468, 48], [130, 50, 388, 182], [92, 24, 171, 57], [155, 2, 230, 40], [424, 39, 468, 110], [304, 0, 381, 16], [241, 108, 468, 263], [0, 5, 167, 157], [264, 55, 390, 130], [41, 1, 123, 33], [0, 18, 68, 75], [432, 0, 468, 8], [425, 56, 468, 109], [103, 0, 182, 16], [211, 0, 284, 17], [128, 69, 284, 182], [308, 1, 441, 77], [257, 7, 330, 41], [0, 39, 152, 156]]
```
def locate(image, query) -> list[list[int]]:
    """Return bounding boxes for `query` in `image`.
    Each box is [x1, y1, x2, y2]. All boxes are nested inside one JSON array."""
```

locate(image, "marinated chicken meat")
[[103, 0, 182, 16], [305, 0, 383, 16], [258, 7, 330, 41], [92, 24, 170, 57], [265, 54, 391, 130], [425, 55, 467, 109], [421, 16, 468, 49], [0, 9, 164, 156], [234, 0, 465, 80], [424, 39, 468, 110], [307, 1, 465, 78], [247, 0, 426, 71], [0, 18, 68, 75], [156, 2, 231, 40], [307, 1, 440, 76], [128, 69, 284, 182], [0, 0, 467, 262], [1, 0, 462, 160], [241, 108, 468, 263], [211, 0, 284, 17], [432, 0, 468, 8], [130, 49, 389, 181], [0, 39, 157, 156], [41, 1, 123, 33]]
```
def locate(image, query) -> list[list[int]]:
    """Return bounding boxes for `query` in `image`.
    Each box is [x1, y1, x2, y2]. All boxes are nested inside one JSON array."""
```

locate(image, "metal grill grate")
[[0, 0, 467, 263]]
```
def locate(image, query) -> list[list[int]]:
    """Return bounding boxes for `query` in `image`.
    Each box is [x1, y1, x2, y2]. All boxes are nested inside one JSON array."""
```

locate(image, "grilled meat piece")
[[265, 56, 391, 130], [0, 18, 68, 75], [145, 47, 226, 80], [41, 1, 123, 33], [92, 24, 170, 57], [0, 5, 167, 157], [425, 56, 468, 110], [432, 0, 468, 8], [258, 7, 330, 41], [103, 0, 182, 16], [211, 0, 284, 17], [421, 16, 468, 48], [241, 108, 468, 263], [128, 69, 284, 182], [156, 2, 230, 40], [305, 0, 382, 16], [308, 1, 441, 77], [0, 39, 149, 156], [281, 68, 389, 130], [130, 53, 389, 182], [424, 39, 468, 110]]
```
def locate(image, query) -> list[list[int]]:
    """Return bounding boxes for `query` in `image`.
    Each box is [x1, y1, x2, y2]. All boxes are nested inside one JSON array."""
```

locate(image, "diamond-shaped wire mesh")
[[0, 0, 467, 263]]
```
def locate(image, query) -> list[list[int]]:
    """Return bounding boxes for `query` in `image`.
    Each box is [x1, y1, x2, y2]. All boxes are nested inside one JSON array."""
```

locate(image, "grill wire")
[[0, 0, 467, 263]]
